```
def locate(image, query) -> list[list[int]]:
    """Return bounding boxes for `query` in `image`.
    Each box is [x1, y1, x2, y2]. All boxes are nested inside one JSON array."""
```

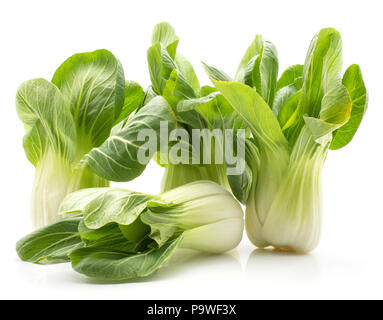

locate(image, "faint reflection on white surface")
[[153, 248, 242, 280], [15, 258, 75, 285], [246, 249, 321, 286], [14, 249, 242, 285], [75, 249, 242, 284]]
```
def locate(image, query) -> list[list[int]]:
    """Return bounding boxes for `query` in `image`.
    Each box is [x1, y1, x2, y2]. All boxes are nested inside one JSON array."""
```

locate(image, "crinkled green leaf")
[[79, 218, 151, 253], [114, 81, 145, 125], [162, 70, 205, 131], [278, 90, 302, 130], [163, 69, 197, 108], [175, 52, 200, 93], [235, 35, 264, 83], [330, 64, 368, 150], [52, 50, 125, 148], [59, 187, 111, 216], [81, 96, 176, 182], [77, 221, 140, 252], [177, 91, 224, 129], [253, 42, 279, 105], [210, 80, 288, 150], [320, 77, 352, 123], [281, 28, 343, 145], [16, 217, 83, 264], [70, 235, 183, 281], [177, 86, 245, 131], [243, 55, 261, 87], [59, 187, 156, 229], [16, 79, 76, 165], [151, 22, 179, 59], [160, 49, 179, 81], [147, 43, 166, 95], [277, 64, 303, 90], [177, 91, 221, 113], [304, 77, 352, 141], [148, 33, 197, 100], [82, 190, 153, 229], [202, 62, 233, 82], [141, 208, 181, 247], [272, 84, 299, 117], [301, 28, 343, 117], [236, 36, 279, 105], [119, 218, 151, 244], [78, 221, 119, 242]]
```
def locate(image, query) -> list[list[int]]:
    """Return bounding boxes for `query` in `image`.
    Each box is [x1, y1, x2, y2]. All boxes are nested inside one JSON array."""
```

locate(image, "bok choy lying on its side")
[[16, 50, 145, 228], [16, 181, 244, 281], [206, 28, 367, 252]]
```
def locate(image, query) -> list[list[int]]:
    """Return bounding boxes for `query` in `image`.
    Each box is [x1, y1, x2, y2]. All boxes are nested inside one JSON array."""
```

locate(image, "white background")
[[0, 0, 382, 300]]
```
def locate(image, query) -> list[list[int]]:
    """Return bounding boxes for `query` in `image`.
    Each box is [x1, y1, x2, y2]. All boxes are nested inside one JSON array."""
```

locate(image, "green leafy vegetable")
[[16, 217, 83, 264], [81, 96, 177, 182], [15, 23, 368, 285], [207, 28, 367, 252], [51, 50, 125, 149], [147, 23, 246, 195], [85, 23, 247, 199], [16, 50, 146, 228], [114, 80, 146, 125], [70, 237, 183, 281], [276, 64, 303, 90], [17, 181, 244, 281], [330, 64, 368, 149], [235, 35, 279, 105]]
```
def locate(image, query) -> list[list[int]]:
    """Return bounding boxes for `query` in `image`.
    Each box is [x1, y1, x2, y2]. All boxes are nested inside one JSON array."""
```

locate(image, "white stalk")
[[246, 127, 330, 253], [31, 151, 108, 229], [158, 181, 244, 253]]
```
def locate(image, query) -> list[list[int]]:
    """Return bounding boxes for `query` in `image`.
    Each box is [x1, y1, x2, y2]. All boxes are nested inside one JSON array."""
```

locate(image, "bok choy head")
[[206, 28, 367, 252], [147, 22, 248, 194], [74, 23, 250, 203], [17, 181, 244, 281], [16, 50, 145, 228]]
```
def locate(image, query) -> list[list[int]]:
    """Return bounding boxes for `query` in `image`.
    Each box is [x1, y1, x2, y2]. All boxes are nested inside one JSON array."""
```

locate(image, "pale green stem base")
[[31, 152, 108, 229], [161, 163, 231, 193]]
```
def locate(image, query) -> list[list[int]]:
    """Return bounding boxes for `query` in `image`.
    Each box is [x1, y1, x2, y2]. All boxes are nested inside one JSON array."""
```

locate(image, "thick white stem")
[[180, 218, 244, 253], [245, 127, 330, 253], [31, 152, 108, 229]]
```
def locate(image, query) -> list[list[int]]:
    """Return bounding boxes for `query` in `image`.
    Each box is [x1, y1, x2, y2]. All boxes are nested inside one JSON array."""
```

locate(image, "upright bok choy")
[[206, 28, 367, 252], [16, 50, 145, 228], [78, 22, 248, 199], [147, 22, 248, 195], [147, 22, 229, 191], [16, 181, 244, 280]]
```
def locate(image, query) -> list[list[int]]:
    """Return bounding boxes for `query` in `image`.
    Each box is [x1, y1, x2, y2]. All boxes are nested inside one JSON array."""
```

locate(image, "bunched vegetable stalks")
[[15, 24, 369, 284], [206, 28, 368, 252], [16, 50, 146, 228], [80, 22, 250, 201], [146, 22, 247, 194], [16, 181, 244, 281]]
